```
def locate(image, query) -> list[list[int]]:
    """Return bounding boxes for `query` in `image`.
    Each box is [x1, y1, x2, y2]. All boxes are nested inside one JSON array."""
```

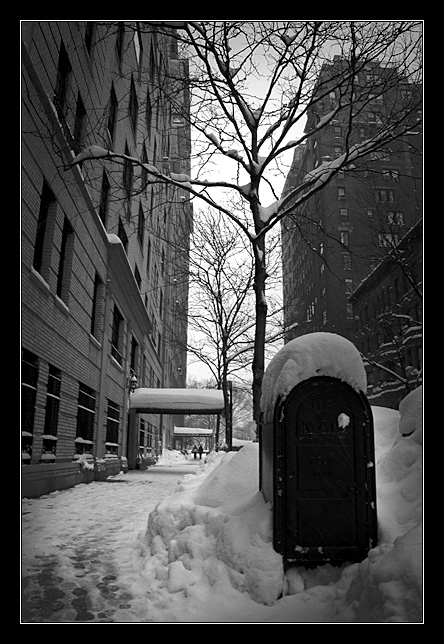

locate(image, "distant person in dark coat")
[[198, 444, 204, 459], [192, 445, 198, 460]]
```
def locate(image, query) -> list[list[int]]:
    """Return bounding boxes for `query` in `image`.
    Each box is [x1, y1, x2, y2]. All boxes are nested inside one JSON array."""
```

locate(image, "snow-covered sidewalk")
[[21, 454, 200, 622], [22, 391, 422, 623]]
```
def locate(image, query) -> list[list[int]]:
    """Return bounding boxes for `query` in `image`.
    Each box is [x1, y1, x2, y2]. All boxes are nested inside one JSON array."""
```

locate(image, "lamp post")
[[126, 372, 139, 470], [128, 373, 138, 394]]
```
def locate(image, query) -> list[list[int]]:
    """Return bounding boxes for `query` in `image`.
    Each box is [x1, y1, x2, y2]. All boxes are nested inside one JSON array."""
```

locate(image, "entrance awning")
[[174, 426, 214, 437], [129, 388, 225, 415]]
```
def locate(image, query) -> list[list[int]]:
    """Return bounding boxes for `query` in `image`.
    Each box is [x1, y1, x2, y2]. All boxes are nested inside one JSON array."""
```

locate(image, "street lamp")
[[128, 373, 138, 393]]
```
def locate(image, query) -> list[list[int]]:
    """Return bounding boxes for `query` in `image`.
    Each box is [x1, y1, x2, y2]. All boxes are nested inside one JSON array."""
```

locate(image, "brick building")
[[281, 57, 422, 345], [21, 21, 192, 496], [349, 219, 422, 408]]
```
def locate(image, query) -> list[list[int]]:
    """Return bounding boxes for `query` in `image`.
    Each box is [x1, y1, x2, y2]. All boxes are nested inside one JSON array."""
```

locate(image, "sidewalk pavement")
[[21, 460, 198, 623]]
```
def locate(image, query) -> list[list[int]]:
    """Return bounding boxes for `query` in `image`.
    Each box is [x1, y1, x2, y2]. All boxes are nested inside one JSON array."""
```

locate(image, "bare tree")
[[69, 20, 423, 423]]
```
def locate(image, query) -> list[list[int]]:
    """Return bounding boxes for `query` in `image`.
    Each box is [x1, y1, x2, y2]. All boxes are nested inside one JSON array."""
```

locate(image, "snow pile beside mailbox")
[[138, 400, 422, 622], [260, 332, 367, 417]]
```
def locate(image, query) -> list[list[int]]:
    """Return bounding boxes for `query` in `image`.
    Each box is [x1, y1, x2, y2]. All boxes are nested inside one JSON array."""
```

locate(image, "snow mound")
[[261, 332, 367, 417], [140, 393, 422, 622], [157, 449, 189, 466], [144, 443, 284, 608], [398, 386, 422, 443]]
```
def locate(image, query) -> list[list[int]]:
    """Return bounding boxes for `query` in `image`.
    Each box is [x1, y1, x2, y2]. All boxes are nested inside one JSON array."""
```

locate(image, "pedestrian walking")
[[192, 445, 198, 460], [198, 445, 204, 460]]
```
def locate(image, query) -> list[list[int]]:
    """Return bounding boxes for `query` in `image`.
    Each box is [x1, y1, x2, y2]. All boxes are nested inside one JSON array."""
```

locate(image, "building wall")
[[21, 21, 191, 495], [349, 221, 422, 409], [281, 58, 422, 348]]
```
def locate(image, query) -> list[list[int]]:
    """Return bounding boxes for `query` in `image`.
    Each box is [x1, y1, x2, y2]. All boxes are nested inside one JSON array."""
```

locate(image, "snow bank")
[[140, 387, 422, 622], [260, 332, 367, 418], [399, 386, 423, 443], [157, 449, 189, 466], [143, 444, 284, 611]]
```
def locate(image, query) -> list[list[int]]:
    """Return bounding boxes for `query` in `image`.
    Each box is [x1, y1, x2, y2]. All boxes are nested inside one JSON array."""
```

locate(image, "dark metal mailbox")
[[271, 376, 377, 567]]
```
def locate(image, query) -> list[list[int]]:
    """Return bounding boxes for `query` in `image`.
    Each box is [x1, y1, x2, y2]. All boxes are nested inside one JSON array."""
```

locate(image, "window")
[[42, 366, 61, 460], [367, 208, 375, 220], [123, 143, 133, 201], [387, 211, 405, 226], [345, 279, 353, 294], [135, 265, 142, 291], [54, 41, 72, 120], [133, 23, 143, 68], [107, 84, 118, 143], [334, 126, 342, 139], [334, 146, 342, 158], [343, 253, 352, 270], [369, 93, 383, 104], [141, 145, 149, 195], [73, 92, 86, 155], [129, 76, 139, 133], [111, 304, 124, 365], [106, 400, 120, 455], [139, 418, 146, 455], [368, 112, 382, 125], [56, 217, 74, 302], [33, 180, 56, 276], [84, 22, 95, 55], [337, 187, 346, 200], [130, 336, 139, 376], [76, 383, 96, 452], [146, 239, 151, 276], [340, 231, 349, 246], [374, 188, 395, 203], [22, 349, 39, 462], [171, 113, 185, 127], [146, 90, 152, 140], [90, 273, 104, 340], [370, 149, 391, 162], [117, 218, 128, 253], [383, 169, 399, 182], [322, 310, 328, 325], [340, 207, 349, 221], [99, 171, 110, 226], [137, 203, 145, 246], [161, 248, 165, 274], [378, 233, 399, 247], [115, 22, 125, 64]]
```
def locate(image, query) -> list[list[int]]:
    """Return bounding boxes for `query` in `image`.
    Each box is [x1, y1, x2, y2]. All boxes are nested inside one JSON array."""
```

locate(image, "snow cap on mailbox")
[[260, 332, 367, 423]]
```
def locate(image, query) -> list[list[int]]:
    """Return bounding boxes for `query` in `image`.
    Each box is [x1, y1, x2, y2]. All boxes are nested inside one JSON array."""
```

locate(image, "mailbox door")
[[273, 376, 377, 567]]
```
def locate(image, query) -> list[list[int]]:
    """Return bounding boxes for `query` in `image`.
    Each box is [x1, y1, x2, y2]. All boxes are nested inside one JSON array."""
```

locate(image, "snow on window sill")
[[54, 295, 69, 316], [89, 334, 101, 350], [29, 267, 50, 295]]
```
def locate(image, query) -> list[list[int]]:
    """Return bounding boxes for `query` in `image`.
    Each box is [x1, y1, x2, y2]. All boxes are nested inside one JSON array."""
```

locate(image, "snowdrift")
[[140, 386, 422, 622]]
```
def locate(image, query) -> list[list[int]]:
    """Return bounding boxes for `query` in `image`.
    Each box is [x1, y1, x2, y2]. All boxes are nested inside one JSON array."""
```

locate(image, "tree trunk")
[[252, 234, 268, 427]]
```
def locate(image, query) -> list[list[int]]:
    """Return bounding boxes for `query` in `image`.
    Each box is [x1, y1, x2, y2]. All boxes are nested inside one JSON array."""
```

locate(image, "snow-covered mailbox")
[[260, 333, 377, 568]]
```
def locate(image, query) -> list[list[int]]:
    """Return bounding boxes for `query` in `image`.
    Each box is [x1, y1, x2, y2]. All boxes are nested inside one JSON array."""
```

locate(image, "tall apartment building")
[[21, 21, 192, 496], [349, 219, 422, 408], [281, 57, 422, 349]]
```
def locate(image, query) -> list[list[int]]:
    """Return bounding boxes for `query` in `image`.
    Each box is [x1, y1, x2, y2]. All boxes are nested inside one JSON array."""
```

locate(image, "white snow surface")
[[22, 394, 423, 623], [260, 332, 367, 418], [139, 396, 422, 623]]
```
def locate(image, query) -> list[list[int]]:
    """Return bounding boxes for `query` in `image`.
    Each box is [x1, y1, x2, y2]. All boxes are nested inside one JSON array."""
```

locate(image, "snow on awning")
[[174, 427, 214, 436], [129, 388, 225, 415]]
